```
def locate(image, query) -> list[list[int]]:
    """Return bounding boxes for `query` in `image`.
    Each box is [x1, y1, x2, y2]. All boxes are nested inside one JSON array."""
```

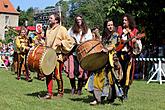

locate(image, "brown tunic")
[[46, 25, 75, 62]]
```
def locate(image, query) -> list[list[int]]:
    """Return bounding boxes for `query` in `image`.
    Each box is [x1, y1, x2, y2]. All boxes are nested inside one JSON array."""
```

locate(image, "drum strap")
[[80, 35, 84, 43], [50, 26, 61, 47], [87, 42, 100, 54]]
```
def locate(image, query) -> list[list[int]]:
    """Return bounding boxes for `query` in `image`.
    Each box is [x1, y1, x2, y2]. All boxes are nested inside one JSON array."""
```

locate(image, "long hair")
[[102, 19, 114, 41], [71, 15, 88, 36], [123, 13, 136, 30], [19, 26, 27, 35]]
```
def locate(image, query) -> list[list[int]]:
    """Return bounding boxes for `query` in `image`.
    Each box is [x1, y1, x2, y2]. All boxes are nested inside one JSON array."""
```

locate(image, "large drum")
[[76, 40, 108, 71], [27, 45, 57, 75]]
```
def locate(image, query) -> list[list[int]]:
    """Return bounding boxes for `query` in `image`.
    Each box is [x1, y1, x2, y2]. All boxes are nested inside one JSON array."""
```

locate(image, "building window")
[[4, 4, 8, 8], [5, 16, 9, 24]]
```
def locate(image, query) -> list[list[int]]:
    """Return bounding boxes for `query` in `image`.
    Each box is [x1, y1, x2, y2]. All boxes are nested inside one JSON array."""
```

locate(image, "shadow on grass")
[[32, 76, 45, 81], [15, 77, 32, 81], [69, 95, 94, 103], [53, 88, 71, 94], [25, 88, 71, 98], [25, 91, 48, 98], [111, 103, 123, 106], [69, 95, 123, 106], [64, 88, 71, 94]]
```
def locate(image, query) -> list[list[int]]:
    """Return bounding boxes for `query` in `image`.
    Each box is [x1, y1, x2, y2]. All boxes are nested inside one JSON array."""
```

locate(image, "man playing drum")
[[41, 13, 75, 99], [33, 29, 45, 46], [32, 29, 45, 81]]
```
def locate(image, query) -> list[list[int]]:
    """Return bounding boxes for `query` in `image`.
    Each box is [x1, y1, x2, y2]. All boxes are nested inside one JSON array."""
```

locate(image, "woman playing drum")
[[65, 15, 93, 95], [89, 19, 123, 105]]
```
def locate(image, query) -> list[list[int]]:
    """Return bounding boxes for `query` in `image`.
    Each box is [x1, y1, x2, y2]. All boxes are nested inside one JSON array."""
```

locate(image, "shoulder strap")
[[50, 25, 61, 47], [79, 34, 84, 43]]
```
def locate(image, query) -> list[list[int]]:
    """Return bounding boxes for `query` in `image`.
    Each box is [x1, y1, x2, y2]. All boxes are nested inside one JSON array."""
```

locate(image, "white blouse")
[[68, 28, 93, 44]]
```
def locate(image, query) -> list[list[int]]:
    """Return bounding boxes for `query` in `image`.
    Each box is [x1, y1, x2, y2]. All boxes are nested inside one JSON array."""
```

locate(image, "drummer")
[[33, 29, 45, 46], [41, 13, 75, 99], [15, 26, 32, 82], [32, 29, 45, 81], [65, 15, 92, 95], [89, 19, 123, 105]]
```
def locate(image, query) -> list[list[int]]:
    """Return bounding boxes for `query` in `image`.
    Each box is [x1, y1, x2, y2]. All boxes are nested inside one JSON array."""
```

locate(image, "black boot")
[[108, 85, 116, 103], [123, 86, 129, 100], [57, 79, 64, 96], [70, 78, 76, 95], [77, 78, 83, 95]]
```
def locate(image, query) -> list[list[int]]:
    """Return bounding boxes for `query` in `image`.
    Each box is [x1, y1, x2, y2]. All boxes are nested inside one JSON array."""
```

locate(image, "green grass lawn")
[[0, 68, 165, 110]]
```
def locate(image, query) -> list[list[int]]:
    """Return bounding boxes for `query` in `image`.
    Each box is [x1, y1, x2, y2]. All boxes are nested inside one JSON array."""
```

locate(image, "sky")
[[10, 0, 59, 10]]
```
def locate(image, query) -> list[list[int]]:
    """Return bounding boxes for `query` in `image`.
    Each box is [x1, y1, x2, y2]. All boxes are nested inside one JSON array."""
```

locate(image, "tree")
[[63, 0, 165, 45], [26, 7, 35, 26], [56, 0, 70, 28], [18, 10, 28, 26], [18, 7, 35, 26]]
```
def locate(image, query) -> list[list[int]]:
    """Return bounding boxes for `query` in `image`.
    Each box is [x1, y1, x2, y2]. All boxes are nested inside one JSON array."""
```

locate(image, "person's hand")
[[132, 38, 137, 42], [107, 44, 115, 51], [101, 48, 108, 53], [107, 46, 114, 51], [30, 46, 35, 51], [29, 44, 33, 47]]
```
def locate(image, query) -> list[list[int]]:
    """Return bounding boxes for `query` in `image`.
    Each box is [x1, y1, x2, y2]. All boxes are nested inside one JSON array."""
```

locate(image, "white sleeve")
[[67, 28, 72, 36], [133, 39, 142, 55], [84, 29, 93, 40]]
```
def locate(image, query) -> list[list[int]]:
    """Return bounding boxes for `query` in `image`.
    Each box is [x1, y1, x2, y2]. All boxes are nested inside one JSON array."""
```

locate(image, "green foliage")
[[60, 0, 164, 45], [4, 29, 17, 44], [18, 10, 28, 26], [26, 7, 35, 26], [163, 8, 165, 12], [45, 6, 55, 9], [56, 0, 70, 28], [18, 7, 35, 26], [16, 0, 164, 45]]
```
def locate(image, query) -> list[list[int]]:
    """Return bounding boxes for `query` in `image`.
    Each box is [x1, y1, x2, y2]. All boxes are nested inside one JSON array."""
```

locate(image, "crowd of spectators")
[[0, 42, 14, 68]]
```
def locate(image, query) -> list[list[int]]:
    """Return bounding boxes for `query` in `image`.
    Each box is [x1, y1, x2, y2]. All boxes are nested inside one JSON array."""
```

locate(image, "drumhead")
[[80, 52, 108, 71], [40, 48, 57, 75]]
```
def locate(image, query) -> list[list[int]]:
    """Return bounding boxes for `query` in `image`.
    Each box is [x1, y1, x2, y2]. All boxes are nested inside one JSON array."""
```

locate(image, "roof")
[[0, 0, 19, 15]]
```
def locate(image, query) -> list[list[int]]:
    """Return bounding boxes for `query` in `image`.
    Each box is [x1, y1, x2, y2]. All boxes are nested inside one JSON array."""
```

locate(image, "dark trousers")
[[17, 54, 30, 80]]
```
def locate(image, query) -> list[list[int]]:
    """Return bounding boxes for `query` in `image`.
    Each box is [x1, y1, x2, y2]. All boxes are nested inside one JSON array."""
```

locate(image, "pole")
[[58, 5, 61, 25]]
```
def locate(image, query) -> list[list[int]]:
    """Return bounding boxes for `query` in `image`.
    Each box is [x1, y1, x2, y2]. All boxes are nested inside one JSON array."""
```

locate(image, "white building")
[[0, 0, 19, 40]]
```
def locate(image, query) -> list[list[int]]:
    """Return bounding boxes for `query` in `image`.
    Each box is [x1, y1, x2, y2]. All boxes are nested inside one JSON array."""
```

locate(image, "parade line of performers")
[[14, 13, 144, 105]]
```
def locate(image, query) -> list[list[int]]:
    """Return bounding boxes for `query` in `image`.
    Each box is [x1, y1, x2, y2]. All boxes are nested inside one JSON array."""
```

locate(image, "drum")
[[76, 40, 108, 71], [27, 45, 57, 75]]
